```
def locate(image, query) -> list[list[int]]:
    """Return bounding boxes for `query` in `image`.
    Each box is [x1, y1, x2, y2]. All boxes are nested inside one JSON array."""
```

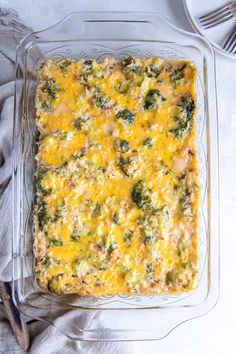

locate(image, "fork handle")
[[0, 282, 30, 351]]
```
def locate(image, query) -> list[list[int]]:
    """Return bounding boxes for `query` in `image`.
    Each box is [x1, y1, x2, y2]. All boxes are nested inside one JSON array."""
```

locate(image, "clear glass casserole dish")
[[12, 12, 219, 341]]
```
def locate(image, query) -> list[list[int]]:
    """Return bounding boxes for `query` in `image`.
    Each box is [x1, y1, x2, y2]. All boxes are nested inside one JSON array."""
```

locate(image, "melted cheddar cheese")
[[34, 56, 199, 295]]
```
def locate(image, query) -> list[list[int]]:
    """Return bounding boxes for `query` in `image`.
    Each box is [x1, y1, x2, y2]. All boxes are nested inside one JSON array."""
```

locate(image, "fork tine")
[[203, 13, 234, 29], [229, 37, 236, 53], [200, 9, 231, 25], [198, 3, 230, 20], [233, 38, 236, 54], [223, 25, 236, 54], [199, 6, 231, 22], [227, 35, 236, 52], [223, 24, 236, 50]]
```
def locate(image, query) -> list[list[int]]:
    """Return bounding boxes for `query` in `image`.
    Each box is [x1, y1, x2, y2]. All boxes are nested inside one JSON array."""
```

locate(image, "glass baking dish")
[[12, 12, 219, 341]]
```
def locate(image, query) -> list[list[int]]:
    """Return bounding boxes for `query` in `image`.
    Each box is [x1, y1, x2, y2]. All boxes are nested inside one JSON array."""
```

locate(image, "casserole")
[[12, 12, 219, 340], [34, 56, 199, 296]]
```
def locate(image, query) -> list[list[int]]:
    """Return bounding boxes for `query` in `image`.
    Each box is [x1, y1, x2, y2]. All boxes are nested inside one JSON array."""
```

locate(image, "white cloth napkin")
[[0, 8, 135, 353]]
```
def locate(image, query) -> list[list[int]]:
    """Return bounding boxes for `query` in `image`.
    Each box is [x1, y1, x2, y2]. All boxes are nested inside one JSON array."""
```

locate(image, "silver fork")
[[198, 1, 236, 29], [223, 24, 236, 54]]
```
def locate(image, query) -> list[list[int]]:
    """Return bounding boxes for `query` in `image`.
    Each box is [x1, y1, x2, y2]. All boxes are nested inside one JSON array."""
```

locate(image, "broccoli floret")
[[137, 214, 158, 245], [41, 76, 63, 109], [58, 58, 72, 70], [144, 234, 155, 245], [53, 205, 66, 221], [89, 257, 109, 271], [146, 263, 154, 278], [38, 201, 48, 230], [158, 158, 172, 175], [49, 239, 63, 247], [43, 256, 51, 268], [119, 156, 132, 176], [118, 139, 130, 152], [137, 205, 170, 246], [166, 261, 192, 286], [169, 94, 195, 139], [179, 192, 192, 218], [71, 227, 81, 241], [80, 59, 102, 84], [170, 64, 187, 87], [73, 116, 89, 131], [121, 56, 140, 73], [173, 184, 181, 193], [83, 59, 93, 74], [116, 109, 134, 124], [79, 60, 94, 85], [44, 77, 63, 100], [42, 100, 51, 110], [178, 173, 187, 181], [92, 87, 111, 109], [60, 132, 68, 140], [179, 94, 195, 121], [166, 270, 178, 285], [132, 180, 152, 211], [126, 65, 141, 74], [122, 56, 135, 67], [123, 230, 133, 243], [112, 212, 120, 224], [35, 169, 52, 196], [143, 137, 153, 149], [48, 273, 64, 293], [143, 89, 166, 110], [107, 242, 117, 253], [169, 119, 191, 139], [146, 65, 161, 79], [96, 95, 110, 108]]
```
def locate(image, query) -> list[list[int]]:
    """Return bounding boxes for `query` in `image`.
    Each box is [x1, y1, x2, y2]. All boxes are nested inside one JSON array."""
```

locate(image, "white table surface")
[[1, 0, 236, 353]]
